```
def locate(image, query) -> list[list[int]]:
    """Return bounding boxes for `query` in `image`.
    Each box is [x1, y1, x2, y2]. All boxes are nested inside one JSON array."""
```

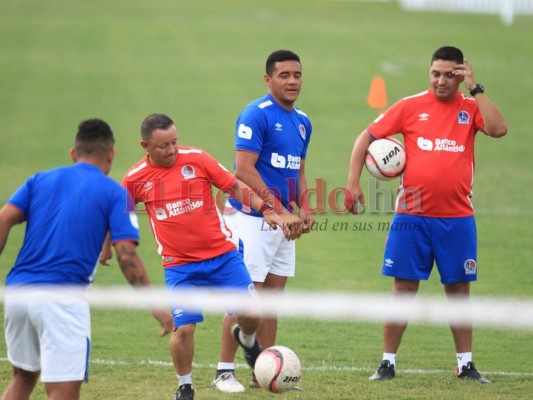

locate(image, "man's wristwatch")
[[469, 84, 485, 97], [259, 200, 274, 214]]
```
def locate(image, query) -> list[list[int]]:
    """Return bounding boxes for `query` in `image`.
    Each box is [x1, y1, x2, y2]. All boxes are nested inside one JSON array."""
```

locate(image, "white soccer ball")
[[365, 137, 406, 181], [254, 345, 302, 393]]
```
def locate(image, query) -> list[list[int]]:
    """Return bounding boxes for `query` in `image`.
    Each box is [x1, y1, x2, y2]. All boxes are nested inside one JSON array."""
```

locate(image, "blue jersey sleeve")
[[108, 187, 140, 244], [235, 105, 267, 154], [7, 175, 35, 220], [300, 117, 313, 159]]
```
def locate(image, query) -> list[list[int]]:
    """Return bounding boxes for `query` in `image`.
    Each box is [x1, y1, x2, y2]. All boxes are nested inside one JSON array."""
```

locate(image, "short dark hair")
[[265, 50, 301, 76], [141, 113, 174, 140], [431, 46, 464, 65], [75, 118, 115, 157]]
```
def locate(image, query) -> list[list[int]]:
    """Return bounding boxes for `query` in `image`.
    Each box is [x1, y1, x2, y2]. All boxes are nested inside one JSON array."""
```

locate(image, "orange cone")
[[367, 76, 388, 110]]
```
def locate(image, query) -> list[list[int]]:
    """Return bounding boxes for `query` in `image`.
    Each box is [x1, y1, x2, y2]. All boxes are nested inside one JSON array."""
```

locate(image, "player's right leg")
[[3, 293, 40, 400], [370, 214, 431, 381], [1, 367, 39, 400], [165, 263, 208, 399], [221, 210, 294, 388], [213, 313, 244, 392], [370, 278, 420, 381]]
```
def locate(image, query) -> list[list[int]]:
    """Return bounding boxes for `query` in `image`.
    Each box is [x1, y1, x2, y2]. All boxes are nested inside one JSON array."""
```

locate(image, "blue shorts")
[[164, 250, 256, 327], [382, 214, 478, 284]]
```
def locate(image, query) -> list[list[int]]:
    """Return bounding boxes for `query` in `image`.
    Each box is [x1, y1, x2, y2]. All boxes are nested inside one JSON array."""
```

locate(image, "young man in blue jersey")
[[0, 119, 173, 400], [213, 50, 314, 392]]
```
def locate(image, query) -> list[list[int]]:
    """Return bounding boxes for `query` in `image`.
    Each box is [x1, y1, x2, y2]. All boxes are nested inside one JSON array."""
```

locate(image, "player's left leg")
[[256, 273, 287, 349], [44, 381, 83, 400], [433, 216, 477, 357], [216, 211, 266, 373], [30, 293, 91, 398], [370, 214, 433, 381], [435, 217, 490, 383], [444, 280, 472, 353], [214, 313, 245, 393], [213, 250, 262, 359], [219, 313, 238, 363], [211, 250, 260, 393], [444, 281, 490, 383]]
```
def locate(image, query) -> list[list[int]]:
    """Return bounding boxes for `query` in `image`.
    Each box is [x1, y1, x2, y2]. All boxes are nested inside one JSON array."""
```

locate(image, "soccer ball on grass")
[[253, 345, 302, 393]]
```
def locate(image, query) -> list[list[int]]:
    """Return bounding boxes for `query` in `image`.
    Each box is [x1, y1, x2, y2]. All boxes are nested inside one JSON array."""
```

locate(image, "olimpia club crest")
[[299, 124, 306, 140], [464, 259, 477, 275], [181, 165, 196, 179]]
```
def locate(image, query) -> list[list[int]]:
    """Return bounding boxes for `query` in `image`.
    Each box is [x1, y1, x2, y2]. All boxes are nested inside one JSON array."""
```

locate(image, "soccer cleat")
[[211, 370, 245, 393], [231, 324, 263, 368], [369, 360, 395, 381], [174, 384, 194, 400], [456, 361, 492, 384], [249, 372, 261, 389]]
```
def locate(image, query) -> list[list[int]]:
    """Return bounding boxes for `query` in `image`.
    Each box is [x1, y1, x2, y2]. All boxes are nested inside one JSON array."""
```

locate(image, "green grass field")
[[1, 0, 532, 398]]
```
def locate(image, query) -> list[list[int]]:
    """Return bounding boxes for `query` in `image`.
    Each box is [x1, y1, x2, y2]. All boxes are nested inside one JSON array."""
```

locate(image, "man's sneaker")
[[250, 373, 261, 389], [456, 361, 492, 383], [231, 324, 263, 368], [174, 384, 194, 400], [369, 360, 395, 381], [212, 370, 245, 393]]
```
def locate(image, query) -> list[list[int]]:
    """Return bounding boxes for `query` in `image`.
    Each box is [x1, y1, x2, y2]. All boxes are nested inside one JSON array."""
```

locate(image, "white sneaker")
[[212, 371, 245, 393]]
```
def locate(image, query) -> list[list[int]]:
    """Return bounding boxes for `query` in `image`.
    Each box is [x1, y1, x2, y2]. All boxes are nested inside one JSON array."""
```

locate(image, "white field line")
[[2, 357, 531, 377]]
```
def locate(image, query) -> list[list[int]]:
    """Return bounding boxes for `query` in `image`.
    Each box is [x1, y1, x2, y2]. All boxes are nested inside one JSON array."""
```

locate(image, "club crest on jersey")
[[457, 111, 470, 125], [155, 208, 168, 220], [181, 165, 196, 179], [299, 124, 306, 140], [144, 181, 153, 192], [464, 259, 477, 275]]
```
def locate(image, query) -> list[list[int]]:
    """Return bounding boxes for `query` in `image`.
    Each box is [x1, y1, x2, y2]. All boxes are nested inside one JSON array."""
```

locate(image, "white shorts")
[[3, 290, 91, 383], [224, 209, 296, 282]]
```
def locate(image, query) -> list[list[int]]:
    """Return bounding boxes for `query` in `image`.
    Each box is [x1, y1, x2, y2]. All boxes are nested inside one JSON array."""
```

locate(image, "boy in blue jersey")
[[0, 119, 173, 400], [213, 50, 314, 392]]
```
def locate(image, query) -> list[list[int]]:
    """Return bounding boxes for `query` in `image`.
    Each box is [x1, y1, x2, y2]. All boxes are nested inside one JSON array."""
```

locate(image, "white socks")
[[381, 352, 472, 369], [217, 362, 235, 371], [239, 330, 256, 348], [177, 373, 192, 386], [383, 352, 396, 366], [457, 352, 472, 369]]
